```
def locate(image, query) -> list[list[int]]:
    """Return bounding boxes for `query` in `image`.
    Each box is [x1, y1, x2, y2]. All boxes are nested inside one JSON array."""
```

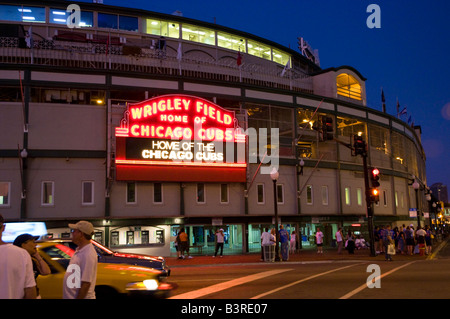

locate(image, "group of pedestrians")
[[0, 214, 98, 299], [375, 224, 433, 257], [260, 225, 294, 261]]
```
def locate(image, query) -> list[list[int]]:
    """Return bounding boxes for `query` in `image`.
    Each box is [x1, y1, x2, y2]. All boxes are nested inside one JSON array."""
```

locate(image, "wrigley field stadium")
[[0, 0, 429, 257]]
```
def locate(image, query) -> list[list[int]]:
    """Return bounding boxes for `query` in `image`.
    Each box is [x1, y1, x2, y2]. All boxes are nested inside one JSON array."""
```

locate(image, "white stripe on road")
[[251, 263, 361, 299], [169, 269, 292, 299], [339, 261, 416, 299]]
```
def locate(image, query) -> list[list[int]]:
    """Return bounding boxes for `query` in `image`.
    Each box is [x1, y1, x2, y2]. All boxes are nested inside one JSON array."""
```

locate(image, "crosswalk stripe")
[[169, 269, 292, 299]]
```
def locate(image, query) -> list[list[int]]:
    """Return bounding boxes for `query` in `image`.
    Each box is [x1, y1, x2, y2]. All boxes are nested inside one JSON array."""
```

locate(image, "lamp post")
[[270, 167, 281, 262], [412, 180, 421, 228], [425, 189, 432, 227]]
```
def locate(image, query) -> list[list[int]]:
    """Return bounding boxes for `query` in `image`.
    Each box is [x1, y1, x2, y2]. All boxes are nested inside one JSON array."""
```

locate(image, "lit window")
[[0, 182, 10, 206], [146, 19, 179, 38], [345, 187, 351, 205], [247, 40, 271, 61], [182, 24, 215, 45], [42, 181, 54, 206], [357, 188, 363, 206], [217, 31, 245, 52], [272, 48, 290, 66], [50, 8, 93, 27], [82, 181, 94, 205], [336, 73, 362, 100]]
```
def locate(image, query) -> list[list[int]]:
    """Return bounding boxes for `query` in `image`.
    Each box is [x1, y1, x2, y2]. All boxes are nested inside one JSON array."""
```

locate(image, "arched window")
[[336, 73, 362, 100]]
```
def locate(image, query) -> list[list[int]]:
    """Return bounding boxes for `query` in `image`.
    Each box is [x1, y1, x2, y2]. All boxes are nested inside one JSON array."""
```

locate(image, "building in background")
[[0, 0, 430, 256]]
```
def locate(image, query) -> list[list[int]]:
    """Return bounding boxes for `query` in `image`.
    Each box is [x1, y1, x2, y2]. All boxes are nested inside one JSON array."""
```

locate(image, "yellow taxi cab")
[[36, 241, 175, 299]]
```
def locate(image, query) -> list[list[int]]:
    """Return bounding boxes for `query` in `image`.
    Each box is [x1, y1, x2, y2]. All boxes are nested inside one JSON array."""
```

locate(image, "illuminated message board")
[[115, 95, 246, 182]]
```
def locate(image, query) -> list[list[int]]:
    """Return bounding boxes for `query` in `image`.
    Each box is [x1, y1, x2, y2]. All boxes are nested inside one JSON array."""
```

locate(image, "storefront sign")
[[115, 95, 246, 182]]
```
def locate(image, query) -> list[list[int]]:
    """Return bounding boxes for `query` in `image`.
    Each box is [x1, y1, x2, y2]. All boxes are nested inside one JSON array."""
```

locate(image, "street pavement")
[[165, 240, 447, 268]]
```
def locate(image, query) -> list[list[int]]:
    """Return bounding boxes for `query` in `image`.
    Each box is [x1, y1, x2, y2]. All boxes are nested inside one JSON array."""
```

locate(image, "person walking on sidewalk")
[[279, 225, 290, 261], [336, 228, 344, 254], [381, 224, 394, 261], [178, 228, 193, 259], [315, 228, 324, 254], [213, 228, 225, 258]]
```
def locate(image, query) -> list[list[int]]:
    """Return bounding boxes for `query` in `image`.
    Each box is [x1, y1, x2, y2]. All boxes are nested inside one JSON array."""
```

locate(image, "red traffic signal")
[[371, 168, 380, 187]]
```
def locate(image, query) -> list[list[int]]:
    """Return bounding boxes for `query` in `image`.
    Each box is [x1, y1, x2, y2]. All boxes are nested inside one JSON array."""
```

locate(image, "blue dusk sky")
[[77, 0, 450, 192]]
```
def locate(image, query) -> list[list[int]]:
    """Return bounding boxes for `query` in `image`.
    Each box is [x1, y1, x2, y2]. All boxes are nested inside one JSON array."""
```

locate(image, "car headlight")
[[126, 279, 159, 291]]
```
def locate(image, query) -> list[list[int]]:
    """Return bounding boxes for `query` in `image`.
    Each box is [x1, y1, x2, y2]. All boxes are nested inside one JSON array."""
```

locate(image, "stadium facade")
[[0, 0, 429, 256]]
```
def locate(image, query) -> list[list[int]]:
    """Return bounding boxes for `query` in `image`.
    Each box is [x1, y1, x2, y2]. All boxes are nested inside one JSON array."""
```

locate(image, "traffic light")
[[353, 135, 366, 156], [370, 168, 380, 188], [369, 188, 380, 203], [321, 116, 333, 141]]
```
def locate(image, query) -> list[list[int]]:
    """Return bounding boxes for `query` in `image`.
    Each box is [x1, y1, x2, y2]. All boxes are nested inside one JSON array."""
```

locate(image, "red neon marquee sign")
[[115, 95, 247, 182]]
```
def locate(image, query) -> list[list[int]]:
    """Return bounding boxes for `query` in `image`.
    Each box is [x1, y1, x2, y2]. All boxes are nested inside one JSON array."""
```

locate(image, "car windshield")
[[40, 244, 74, 270]]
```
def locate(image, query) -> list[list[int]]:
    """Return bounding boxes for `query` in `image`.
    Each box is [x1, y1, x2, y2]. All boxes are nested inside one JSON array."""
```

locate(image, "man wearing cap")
[[213, 228, 225, 258], [63, 221, 98, 299], [13, 233, 51, 298], [0, 214, 37, 299]]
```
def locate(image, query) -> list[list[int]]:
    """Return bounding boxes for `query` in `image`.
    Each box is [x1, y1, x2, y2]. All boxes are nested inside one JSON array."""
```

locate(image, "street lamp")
[[270, 167, 281, 262], [412, 180, 421, 228]]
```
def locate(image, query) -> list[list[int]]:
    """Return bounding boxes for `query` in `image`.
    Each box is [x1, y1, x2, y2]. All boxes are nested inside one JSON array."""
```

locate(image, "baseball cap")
[[68, 221, 94, 235], [13, 233, 39, 247]]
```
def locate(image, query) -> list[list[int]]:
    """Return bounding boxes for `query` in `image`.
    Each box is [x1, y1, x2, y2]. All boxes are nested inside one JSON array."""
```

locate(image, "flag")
[[399, 107, 407, 116], [407, 115, 412, 124], [25, 26, 33, 48], [396, 99, 400, 117], [177, 42, 182, 61], [237, 50, 242, 67], [281, 60, 290, 77], [381, 88, 386, 113]]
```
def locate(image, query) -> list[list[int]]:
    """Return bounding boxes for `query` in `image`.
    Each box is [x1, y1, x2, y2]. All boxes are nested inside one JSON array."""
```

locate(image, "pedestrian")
[[290, 231, 296, 254], [178, 228, 192, 259], [346, 231, 355, 254], [13, 233, 51, 298], [279, 225, 290, 261], [397, 226, 405, 254], [315, 228, 324, 254], [335, 228, 344, 254], [0, 214, 37, 299], [260, 227, 275, 261], [382, 224, 394, 261], [405, 225, 414, 255], [63, 220, 98, 299], [213, 228, 225, 258], [378, 225, 385, 254], [174, 230, 181, 259], [415, 226, 427, 256], [425, 225, 433, 255], [374, 226, 380, 254]]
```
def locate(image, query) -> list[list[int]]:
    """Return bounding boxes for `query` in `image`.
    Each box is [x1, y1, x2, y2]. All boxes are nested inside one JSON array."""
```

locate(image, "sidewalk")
[[165, 245, 435, 268]]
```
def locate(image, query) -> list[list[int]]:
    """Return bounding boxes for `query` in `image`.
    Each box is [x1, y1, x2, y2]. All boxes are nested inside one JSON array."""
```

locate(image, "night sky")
[[77, 0, 450, 192]]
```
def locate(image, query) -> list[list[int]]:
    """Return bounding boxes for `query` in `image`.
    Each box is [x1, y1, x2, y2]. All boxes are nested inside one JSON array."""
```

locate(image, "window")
[[50, 8, 93, 27], [217, 31, 245, 52], [220, 184, 229, 203], [357, 188, 363, 206], [336, 73, 362, 100], [257, 184, 265, 204], [98, 12, 118, 29], [41, 181, 54, 206], [247, 40, 271, 60], [383, 190, 388, 207], [82, 181, 94, 205], [0, 5, 45, 23], [119, 15, 138, 32], [306, 185, 313, 205], [344, 187, 351, 205], [277, 184, 284, 204], [182, 24, 215, 45], [0, 182, 10, 206], [395, 191, 399, 208], [146, 19, 180, 38], [321, 186, 329, 205], [126, 182, 136, 204], [154, 183, 163, 203], [197, 183, 205, 203], [272, 48, 290, 65]]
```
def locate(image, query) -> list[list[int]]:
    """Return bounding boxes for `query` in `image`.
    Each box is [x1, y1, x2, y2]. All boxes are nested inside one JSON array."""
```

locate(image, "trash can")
[[263, 245, 275, 262]]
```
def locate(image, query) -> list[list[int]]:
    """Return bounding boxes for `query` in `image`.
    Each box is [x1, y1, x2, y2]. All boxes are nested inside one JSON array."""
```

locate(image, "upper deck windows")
[[50, 8, 93, 27], [146, 19, 179, 38], [98, 13, 138, 31], [0, 5, 45, 23], [182, 24, 215, 45], [336, 73, 362, 101]]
